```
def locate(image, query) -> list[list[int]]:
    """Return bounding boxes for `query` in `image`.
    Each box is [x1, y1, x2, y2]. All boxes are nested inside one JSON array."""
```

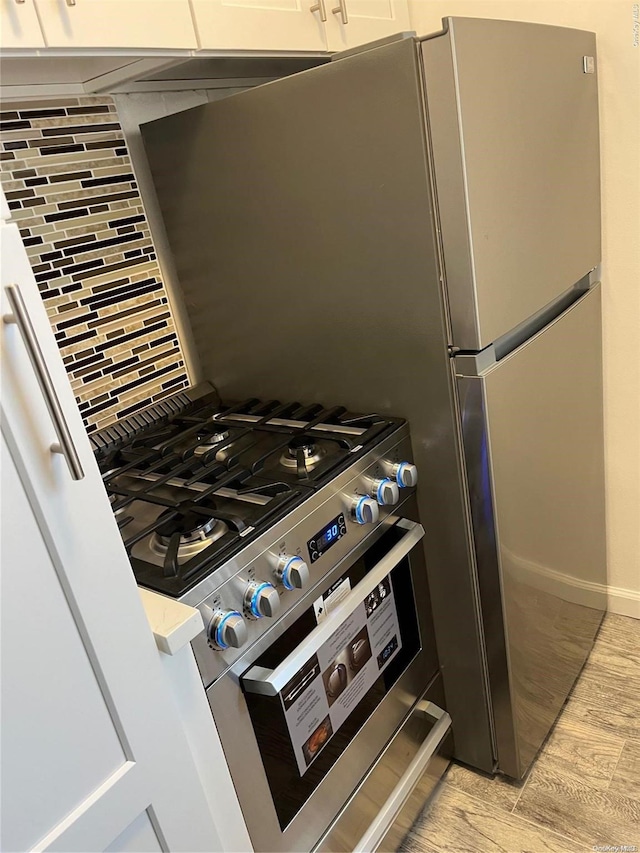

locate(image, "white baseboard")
[[606, 586, 640, 619], [502, 545, 640, 620]]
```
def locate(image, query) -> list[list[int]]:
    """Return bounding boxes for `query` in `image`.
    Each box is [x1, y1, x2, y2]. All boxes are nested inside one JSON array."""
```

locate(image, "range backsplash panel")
[[0, 96, 189, 433]]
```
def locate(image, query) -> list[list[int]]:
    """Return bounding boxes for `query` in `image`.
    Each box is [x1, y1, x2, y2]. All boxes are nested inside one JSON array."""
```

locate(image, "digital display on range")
[[317, 523, 340, 551], [308, 513, 346, 563]]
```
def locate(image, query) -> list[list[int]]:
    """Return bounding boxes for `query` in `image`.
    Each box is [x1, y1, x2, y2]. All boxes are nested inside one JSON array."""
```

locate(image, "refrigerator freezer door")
[[456, 285, 606, 777], [422, 18, 601, 351]]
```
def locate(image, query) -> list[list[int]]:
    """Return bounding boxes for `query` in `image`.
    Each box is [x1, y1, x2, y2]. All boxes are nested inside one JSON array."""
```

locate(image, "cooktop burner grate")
[[94, 384, 403, 597]]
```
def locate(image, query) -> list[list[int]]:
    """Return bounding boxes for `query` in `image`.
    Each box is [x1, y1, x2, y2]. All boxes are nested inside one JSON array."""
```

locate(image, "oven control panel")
[[188, 430, 417, 687]]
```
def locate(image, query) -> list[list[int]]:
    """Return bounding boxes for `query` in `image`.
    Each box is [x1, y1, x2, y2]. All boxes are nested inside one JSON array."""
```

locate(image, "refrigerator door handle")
[[331, 0, 348, 24]]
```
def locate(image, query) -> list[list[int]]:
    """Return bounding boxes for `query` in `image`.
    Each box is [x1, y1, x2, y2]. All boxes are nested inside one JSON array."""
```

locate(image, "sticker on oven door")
[[280, 572, 402, 776], [313, 577, 351, 624]]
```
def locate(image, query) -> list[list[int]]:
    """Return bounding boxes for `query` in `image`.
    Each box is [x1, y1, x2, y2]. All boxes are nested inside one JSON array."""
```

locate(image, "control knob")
[[350, 495, 379, 525], [276, 555, 310, 590], [205, 608, 248, 651], [391, 461, 418, 488], [370, 477, 400, 506], [244, 580, 280, 619]]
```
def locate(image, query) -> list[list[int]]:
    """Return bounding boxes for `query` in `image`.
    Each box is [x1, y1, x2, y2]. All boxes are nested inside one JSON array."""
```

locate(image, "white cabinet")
[[1, 0, 409, 55], [189, 0, 409, 52], [324, 0, 410, 52], [0, 221, 221, 852], [33, 0, 198, 48], [0, 0, 45, 48], [191, 0, 328, 51]]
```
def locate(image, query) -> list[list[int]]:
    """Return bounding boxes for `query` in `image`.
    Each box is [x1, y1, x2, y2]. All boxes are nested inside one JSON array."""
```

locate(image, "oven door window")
[[241, 521, 422, 830]]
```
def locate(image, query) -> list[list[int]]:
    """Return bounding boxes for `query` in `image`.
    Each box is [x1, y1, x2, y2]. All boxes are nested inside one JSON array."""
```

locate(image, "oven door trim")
[[242, 518, 424, 696]]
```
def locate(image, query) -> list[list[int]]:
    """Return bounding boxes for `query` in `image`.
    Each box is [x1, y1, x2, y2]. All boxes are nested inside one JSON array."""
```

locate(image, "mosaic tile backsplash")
[[0, 96, 189, 433]]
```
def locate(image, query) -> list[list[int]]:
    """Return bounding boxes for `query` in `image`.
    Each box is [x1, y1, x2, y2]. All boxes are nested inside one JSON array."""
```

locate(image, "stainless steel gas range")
[[94, 383, 451, 853]]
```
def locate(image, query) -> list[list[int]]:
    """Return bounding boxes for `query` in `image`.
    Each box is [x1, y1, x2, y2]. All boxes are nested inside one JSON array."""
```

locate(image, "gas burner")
[[193, 429, 231, 456], [150, 510, 229, 561], [280, 436, 326, 471]]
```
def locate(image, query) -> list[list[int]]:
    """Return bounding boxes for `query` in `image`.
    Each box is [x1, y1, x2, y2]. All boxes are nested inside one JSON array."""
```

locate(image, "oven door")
[[207, 517, 439, 853]]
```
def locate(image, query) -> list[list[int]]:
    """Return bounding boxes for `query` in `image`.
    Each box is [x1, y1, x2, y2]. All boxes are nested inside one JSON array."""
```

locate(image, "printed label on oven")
[[312, 576, 351, 624], [279, 573, 402, 776]]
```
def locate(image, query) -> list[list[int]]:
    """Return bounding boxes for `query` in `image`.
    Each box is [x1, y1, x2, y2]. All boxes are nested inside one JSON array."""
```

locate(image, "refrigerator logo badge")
[[583, 56, 595, 74]]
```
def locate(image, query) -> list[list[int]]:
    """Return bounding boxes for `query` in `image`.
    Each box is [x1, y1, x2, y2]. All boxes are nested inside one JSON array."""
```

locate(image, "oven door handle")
[[241, 518, 425, 697]]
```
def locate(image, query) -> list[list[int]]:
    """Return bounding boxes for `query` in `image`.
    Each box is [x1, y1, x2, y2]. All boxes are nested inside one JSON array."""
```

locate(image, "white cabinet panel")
[[2, 0, 407, 54], [104, 811, 163, 853], [0, 221, 221, 852], [325, 0, 409, 51], [1, 441, 126, 852], [190, 0, 327, 50], [159, 646, 253, 853], [34, 0, 197, 48], [0, 0, 45, 48]]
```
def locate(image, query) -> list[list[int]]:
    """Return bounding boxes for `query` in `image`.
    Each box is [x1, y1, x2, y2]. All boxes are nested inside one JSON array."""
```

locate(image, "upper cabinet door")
[[324, 0, 410, 52], [0, 0, 45, 48], [190, 0, 327, 51], [34, 0, 197, 48]]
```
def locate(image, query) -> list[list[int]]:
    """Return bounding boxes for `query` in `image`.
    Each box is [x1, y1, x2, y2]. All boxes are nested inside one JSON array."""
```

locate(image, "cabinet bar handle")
[[15, 0, 26, 5], [3, 284, 84, 481], [309, 0, 327, 22], [332, 0, 348, 24], [66, 0, 76, 6]]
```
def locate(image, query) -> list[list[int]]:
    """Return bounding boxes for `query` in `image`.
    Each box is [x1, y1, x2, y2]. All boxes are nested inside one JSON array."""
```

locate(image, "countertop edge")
[[139, 587, 204, 656]]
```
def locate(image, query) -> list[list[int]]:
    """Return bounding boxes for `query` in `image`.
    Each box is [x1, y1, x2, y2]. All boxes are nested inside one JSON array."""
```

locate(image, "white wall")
[[408, 0, 640, 617]]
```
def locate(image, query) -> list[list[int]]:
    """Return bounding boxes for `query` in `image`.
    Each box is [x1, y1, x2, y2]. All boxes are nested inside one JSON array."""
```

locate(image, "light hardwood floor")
[[402, 613, 640, 852]]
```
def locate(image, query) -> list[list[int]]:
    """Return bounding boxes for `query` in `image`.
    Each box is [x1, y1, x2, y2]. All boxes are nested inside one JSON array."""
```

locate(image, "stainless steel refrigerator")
[[141, 17, 607, 779]]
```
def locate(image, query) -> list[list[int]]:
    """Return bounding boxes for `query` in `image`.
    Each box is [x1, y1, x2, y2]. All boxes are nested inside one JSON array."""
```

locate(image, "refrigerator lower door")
[[456, 285, 606, 778]]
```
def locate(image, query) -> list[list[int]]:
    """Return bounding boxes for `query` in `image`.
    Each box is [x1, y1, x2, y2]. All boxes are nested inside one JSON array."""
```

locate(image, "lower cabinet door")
[[33, 0, 197, 48], [1, 221, 220, 852], [190, 0, 328, 51], [325, 0, 410, 53]]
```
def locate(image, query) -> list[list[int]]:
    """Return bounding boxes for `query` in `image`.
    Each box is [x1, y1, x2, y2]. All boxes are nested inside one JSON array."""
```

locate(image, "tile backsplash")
[[0, 95, 189, 433]]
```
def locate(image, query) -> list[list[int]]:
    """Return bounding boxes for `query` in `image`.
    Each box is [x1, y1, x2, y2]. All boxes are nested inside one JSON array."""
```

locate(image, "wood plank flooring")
[[401, 613, 640, 852]]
